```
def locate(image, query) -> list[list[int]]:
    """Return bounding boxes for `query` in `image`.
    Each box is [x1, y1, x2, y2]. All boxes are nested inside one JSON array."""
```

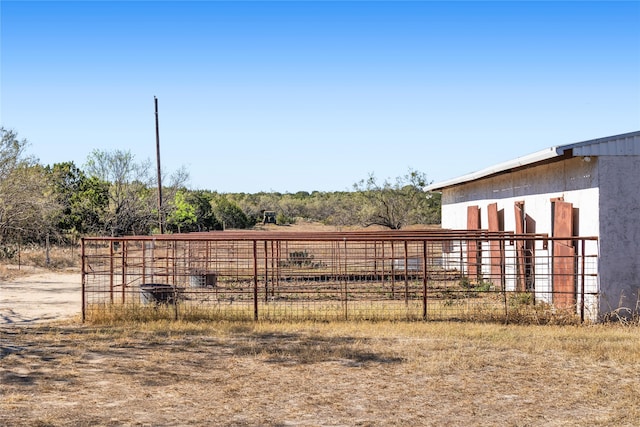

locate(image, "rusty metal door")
[[466, 205, 481, 280], [553, 200, 575, 308], [487, 203, 502, 283]]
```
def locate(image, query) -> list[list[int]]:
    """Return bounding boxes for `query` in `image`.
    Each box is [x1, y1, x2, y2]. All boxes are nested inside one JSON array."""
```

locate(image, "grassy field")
[[2, 320, 639, 426]]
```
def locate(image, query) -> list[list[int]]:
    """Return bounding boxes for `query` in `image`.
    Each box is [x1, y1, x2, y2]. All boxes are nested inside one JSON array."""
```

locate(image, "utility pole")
[[154, 96, 164, 234]]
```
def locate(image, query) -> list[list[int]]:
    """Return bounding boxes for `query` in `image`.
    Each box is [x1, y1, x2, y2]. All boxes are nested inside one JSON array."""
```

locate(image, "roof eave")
[[425, 130, 640, 192], [425, 147, 561, 192]]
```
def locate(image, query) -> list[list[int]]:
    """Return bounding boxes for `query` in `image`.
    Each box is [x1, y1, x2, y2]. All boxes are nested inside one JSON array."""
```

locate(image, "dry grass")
[[0, 245, 80, 281], [2, 320, 639, 426], [83, 291, 587, 326]]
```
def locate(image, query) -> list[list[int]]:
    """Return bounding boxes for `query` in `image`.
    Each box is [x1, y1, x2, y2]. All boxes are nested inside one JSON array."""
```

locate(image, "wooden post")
[[154, 96, 164, 234]]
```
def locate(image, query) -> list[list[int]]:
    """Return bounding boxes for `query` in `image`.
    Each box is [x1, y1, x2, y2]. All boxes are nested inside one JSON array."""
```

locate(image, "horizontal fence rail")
[[81, 230, 599, 323]]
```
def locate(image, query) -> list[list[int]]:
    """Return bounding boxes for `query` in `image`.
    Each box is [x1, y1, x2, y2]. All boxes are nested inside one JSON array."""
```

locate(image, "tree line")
[[0, 128, 440, 248]]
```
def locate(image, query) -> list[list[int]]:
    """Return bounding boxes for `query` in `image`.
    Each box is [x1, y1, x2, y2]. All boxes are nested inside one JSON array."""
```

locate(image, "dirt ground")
[[0, 267, 81, 325], [1, 268, 639, 427]]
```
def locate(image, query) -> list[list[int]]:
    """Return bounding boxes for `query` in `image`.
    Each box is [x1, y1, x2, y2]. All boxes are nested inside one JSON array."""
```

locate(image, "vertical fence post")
[[343, 238, 348, 320], [422, 240, 428, 321], [459, 239, 464, 277], [172, 240, 179, 321], [81, 238, 86, 322], [391, 241, 396, 298], [580, 239, 586, 323], [381, 241, 385, 287], [172, 240, 177, 286], [253, 240, 258, 321], [109, 240, 114, 304], [277, 241, 281, 290], [264, 240, 269, 302], [121, 241, 126, 304], [374, 241, 378, 278], [142, 241, 147, 286], [502, 239, 508, 324], [272, 240, 277, 296], [404, 240, 409, 307]]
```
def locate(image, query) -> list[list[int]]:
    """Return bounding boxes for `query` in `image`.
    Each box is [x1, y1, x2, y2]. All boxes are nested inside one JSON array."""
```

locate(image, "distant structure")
[[426, 130, 640, 321]]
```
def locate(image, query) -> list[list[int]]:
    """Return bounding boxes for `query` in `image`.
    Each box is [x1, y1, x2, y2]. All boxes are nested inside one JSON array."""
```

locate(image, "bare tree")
[[84, 149, 156, 236], [0, 128, 57, 243], [0, 128, 31, 180], [84, 149, 191, 236]]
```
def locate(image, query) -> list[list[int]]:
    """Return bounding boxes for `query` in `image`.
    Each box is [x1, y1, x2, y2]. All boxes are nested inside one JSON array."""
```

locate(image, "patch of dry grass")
[[83, 294, 587, 326], [0, 245, 79, 280], [17, 245, 80, 270], [2, 320, 639, 426], [0, 264, 12, 280]]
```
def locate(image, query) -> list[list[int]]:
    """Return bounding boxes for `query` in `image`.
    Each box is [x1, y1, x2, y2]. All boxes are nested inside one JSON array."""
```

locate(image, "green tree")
[[166, 190, 221, 233], [47, 162, 109, 237], [353, 169, 438, 229], [213, 196, 253, 229], [234, 192, 280, 225], [189, 191, 221, 231], [319, 191, 362, 227], [166, 190, 196, 233]]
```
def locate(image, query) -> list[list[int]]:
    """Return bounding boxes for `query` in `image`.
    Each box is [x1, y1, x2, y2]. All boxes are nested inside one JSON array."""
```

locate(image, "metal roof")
[[558, 131, 640, 156], [425, 130, 640, 191]]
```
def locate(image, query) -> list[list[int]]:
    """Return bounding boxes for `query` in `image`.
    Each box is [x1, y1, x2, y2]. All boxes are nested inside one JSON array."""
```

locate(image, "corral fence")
[[81, 230, 599, 323]]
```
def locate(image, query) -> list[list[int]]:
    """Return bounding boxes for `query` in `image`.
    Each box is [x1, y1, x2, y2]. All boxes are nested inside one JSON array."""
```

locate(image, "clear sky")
[[2, 1, 639, 193]]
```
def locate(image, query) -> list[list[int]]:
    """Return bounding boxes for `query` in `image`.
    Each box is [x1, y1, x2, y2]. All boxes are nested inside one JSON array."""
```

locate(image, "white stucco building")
[[426, 131, 640, 321]]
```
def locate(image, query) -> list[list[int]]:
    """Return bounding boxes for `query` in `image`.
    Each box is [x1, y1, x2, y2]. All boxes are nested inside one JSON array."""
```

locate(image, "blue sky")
[[2, 1, 639, 193]]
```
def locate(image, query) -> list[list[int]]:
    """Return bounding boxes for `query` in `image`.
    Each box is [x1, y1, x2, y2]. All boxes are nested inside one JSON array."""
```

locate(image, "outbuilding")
[[426, 130, 640, 321]]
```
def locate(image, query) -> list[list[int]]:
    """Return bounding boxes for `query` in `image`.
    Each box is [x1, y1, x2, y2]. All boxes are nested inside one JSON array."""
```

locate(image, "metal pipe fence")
[[81, 230, 599, 323]]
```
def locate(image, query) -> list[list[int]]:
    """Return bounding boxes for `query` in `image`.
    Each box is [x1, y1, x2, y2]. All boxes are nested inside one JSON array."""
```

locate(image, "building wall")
[[597, 155, 640, 317], [441, 157, 599, 235], [440, 157, 600, 318]]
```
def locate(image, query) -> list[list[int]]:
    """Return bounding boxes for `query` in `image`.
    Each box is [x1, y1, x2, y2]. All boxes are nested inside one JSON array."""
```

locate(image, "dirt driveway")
[[0, 269, 81, 325]]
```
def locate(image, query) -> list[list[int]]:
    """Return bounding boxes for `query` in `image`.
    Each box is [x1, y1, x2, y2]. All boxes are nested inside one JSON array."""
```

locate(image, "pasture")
[[2, 320, 639, 426]]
